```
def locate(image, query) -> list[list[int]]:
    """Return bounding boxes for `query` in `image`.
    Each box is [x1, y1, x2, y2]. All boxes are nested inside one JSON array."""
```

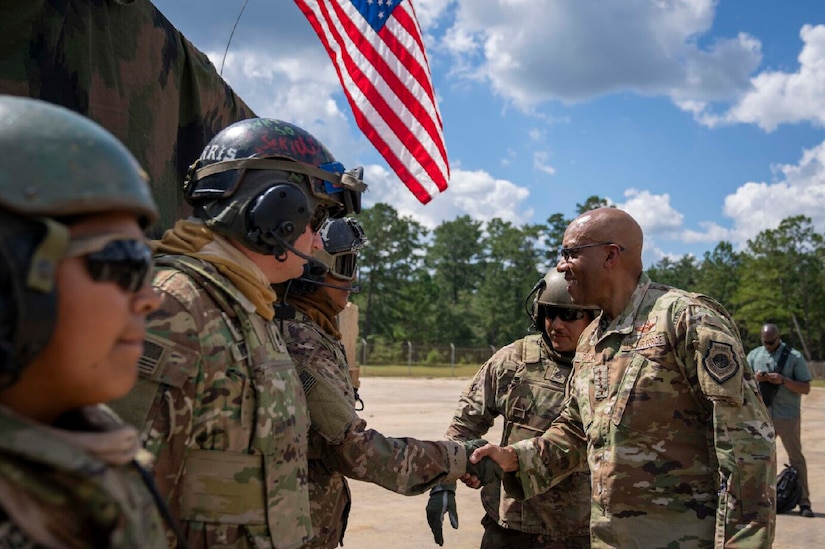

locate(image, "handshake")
[[425, 439, 503, 546]]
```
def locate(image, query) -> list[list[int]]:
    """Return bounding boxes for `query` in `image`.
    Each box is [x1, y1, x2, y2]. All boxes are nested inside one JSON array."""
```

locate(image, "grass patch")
[[812, 379, 825, 388], [360, 364, 481, 378]]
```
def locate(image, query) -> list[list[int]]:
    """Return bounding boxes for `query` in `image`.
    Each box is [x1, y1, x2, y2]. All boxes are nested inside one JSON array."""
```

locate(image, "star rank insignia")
[[703, 340, 739, 384]]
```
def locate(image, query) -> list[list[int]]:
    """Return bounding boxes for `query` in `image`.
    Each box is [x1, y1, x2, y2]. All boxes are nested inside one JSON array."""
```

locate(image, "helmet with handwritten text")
[[183, 118, 366, 256]]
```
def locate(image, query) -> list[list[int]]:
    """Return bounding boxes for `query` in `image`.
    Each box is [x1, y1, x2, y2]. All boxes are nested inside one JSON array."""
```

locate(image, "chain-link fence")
[[357, 340, 496, 368], [354, 341, 825, 379]]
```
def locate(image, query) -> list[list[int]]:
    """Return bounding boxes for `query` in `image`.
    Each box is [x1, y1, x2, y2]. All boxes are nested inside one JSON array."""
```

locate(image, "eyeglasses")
[[65, 235, 153, 293], [559, 241, 625, 261], [544, 306, 587, 322], [762, 338, 779, 347]]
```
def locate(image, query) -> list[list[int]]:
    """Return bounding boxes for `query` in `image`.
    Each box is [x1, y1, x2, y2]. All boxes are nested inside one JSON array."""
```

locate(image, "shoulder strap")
[[776, 344, 792, 374]]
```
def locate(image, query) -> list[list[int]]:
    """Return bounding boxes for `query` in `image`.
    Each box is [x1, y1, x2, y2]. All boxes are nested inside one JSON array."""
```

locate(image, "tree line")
[[351, 198, 825, 361]]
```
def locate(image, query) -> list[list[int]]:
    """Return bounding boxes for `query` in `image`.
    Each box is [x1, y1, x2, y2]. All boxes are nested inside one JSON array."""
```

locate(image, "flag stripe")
[[294, 0, 449, 203], [390, 4, 443, 126], [331, 1, 448, 176], [299, 0, 439, 201], [318, 0, 447, 194]]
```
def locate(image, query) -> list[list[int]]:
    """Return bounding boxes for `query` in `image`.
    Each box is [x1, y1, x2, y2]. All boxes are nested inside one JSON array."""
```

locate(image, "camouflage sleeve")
[[444, 347, 515, 442], [328, 418, 468, 495], [138, 270, 204, 505], [506, 387, 588, 501], [679, 302, 776, 546], [285, 322, 467, 495]]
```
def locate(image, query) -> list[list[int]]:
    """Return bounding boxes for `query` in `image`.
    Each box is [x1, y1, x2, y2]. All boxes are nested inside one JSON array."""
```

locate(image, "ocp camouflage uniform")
[[283, 311, 468, 548], [114, 253, 311, 548], [504, 274, 776, 548], [446, 333, 590, 546], [0, 404, 169, 548]]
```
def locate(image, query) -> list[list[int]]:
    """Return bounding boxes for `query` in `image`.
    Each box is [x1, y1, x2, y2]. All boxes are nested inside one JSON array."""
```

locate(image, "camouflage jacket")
[[506, 274, 776, 548], [445, 333, 590, 537], [282, 311, 468, 549], [0, 404, 169, 548], [112, 255, 311, 549]]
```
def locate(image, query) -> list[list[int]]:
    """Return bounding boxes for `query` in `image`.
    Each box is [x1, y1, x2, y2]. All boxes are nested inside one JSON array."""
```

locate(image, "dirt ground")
[[342, 377, 824, 548]]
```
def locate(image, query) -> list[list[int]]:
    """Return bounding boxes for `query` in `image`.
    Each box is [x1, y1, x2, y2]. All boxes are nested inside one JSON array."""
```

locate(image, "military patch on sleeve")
[[703, 340, 739, 384], [300, 369, 318, 395], [138, 339, 165, 377]]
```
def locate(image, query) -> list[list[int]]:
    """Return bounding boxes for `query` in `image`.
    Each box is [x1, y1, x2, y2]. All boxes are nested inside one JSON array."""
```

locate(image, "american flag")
[[294, 0, 449, 204]]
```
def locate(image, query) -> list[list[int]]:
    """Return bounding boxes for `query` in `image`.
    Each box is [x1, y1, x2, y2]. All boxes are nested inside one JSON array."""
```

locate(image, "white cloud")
[[617, 188, 684, 236], [208, 48, 372, 168], [677, 138, 825, 247], [698, 24, 825, 131], [533, 151, 556, 175], [722, 138, 825, 240], [362, 165, 532, 230], [440, 0, 760, 109]]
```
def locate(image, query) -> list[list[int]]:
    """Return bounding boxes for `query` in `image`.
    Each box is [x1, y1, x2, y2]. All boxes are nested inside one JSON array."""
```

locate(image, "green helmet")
[[0, 95, 158, 226], [537, 271, 597, 310], [529, 271, 599, 333], [0, 95, 158, 386]]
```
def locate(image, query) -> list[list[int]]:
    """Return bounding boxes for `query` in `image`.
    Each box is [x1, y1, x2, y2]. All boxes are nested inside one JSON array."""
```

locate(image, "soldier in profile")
[[275, 217, 504, 548], [0, 96, 174, 547], [111, 117, 366, 548]]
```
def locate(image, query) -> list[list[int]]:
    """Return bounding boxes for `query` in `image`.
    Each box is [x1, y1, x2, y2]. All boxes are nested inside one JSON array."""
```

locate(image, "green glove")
[[463, 439, 502, 486], [426, 482, 458, 546]]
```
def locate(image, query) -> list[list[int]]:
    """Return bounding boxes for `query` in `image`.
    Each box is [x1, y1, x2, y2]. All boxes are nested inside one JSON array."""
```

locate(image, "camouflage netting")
[[0, 0, 256, 232]]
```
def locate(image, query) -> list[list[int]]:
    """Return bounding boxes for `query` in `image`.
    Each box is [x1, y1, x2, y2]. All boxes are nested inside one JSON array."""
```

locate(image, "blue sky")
[[153, 0, 825, 266]]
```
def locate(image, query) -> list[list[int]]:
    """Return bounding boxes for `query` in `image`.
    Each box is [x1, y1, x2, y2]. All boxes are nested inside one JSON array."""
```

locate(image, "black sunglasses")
[[544, 306, 587, 322], [560, 241, 625, 261], [762, 338, 779, 347], [66, 236, 153, 293]]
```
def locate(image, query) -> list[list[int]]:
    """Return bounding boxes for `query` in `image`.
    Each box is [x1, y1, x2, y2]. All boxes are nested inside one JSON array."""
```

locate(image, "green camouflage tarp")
[[0, 0, 256, 231]]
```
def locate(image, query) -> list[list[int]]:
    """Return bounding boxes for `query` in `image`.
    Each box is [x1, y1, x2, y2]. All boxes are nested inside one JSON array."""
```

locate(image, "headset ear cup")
[[246, 184, 311, 254], [0, 213, 60, 387]]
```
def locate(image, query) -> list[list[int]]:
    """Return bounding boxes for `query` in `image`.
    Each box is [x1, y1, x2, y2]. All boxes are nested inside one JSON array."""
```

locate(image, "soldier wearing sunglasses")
[[472, 208, 775, 548], [0, 96, 176, 547], [111, 118, 366, 548], [274, 218, 503, 548], [427, 271, 598, 548]]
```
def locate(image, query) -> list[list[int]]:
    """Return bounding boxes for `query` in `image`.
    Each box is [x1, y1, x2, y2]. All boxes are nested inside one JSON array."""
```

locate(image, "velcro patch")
[[703, 340, 739, 384], [300, 369, 318, 395], [138, 340, 165, 377]]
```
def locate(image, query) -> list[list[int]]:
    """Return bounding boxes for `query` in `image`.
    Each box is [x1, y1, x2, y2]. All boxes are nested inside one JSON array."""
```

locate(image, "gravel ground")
[[341, 377, 824, 548]]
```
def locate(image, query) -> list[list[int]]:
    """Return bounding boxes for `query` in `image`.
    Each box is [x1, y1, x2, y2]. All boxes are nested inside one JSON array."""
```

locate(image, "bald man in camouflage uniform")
[[276, 218, 497, 548], [473, 208, 776, 548]]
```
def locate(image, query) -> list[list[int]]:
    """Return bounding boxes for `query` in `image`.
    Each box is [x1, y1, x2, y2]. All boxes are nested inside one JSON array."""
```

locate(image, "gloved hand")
[[426, 482, 458, 546], [463, 439, 502, 486]]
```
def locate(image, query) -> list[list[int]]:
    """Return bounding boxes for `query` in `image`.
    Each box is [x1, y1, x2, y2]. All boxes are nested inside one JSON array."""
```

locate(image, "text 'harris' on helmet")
[[182, 118, 367, 256]]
